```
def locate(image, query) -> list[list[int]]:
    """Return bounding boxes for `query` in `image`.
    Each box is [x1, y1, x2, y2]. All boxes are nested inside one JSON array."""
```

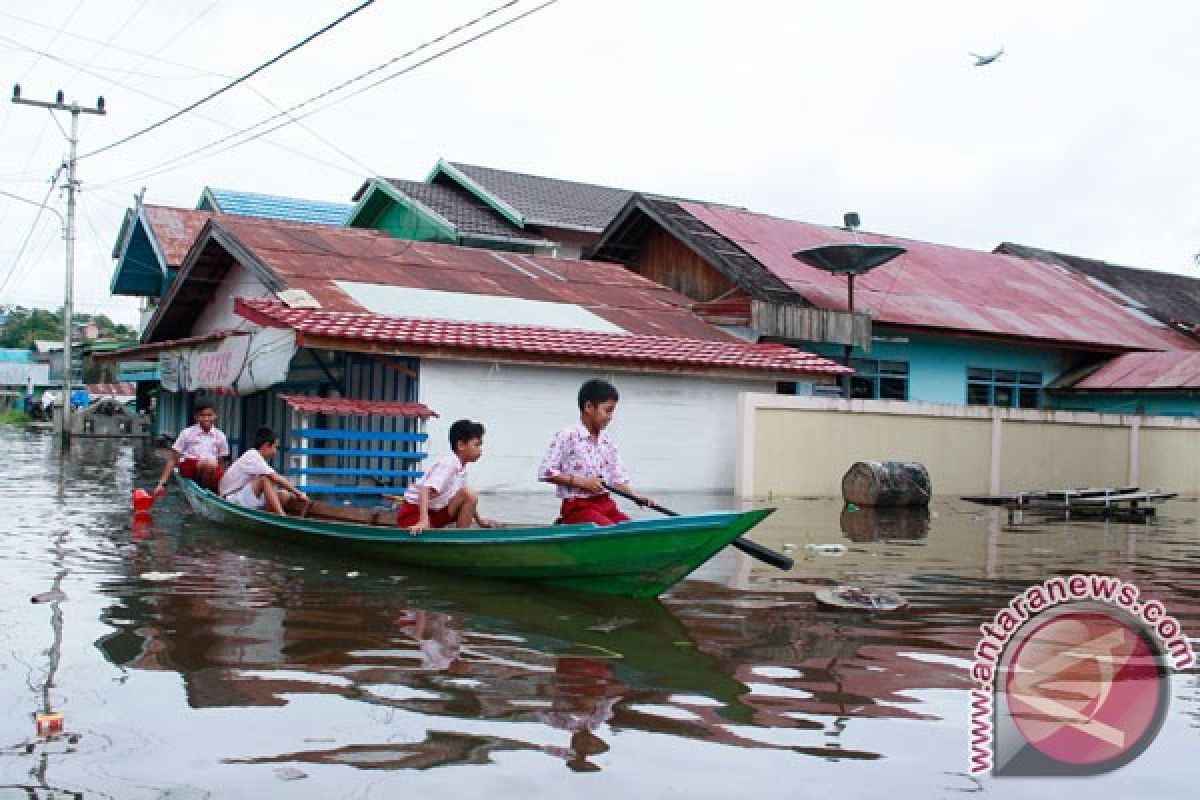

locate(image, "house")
[[590, 196, 1196, 408], [110, 187, 355, 324], [348, 159, 636, 258], [102, 216, 845, 493], [0, 348, 49, 405]]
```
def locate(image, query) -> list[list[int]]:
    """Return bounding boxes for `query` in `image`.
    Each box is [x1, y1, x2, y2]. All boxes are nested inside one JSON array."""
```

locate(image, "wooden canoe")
[[177, 477, 775, 598]]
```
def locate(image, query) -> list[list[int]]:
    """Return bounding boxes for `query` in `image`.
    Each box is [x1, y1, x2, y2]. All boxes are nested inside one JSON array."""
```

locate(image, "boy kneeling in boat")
[[538, 379, 653, 526], [396, 419, 500, 535], [218, 426, 307, 515]]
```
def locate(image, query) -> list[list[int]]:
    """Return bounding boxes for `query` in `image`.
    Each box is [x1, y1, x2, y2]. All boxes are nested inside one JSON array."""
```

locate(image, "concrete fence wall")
[[735, 394, 1200, 498]]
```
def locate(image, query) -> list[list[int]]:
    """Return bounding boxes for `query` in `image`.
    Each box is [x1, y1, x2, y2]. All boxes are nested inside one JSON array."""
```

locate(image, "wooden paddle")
[[604, 483, 793, 571]]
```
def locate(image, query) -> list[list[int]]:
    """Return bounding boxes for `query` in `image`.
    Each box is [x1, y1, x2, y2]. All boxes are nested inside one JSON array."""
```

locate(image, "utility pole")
[[11, 85, 106, 444]]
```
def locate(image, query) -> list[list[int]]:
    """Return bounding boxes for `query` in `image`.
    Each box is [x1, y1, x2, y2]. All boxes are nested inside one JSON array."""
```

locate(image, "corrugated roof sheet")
[[205, 188, 353, 226], [280, 394, 438, 418], [236, 298, 850, 378], [143, 205, 212, 267], [445, 162, 633, 232], [206, 216, 734, 341], [1066, 351, 1200, 390], [996, 242, 1200, 328], [678, 202, 1196, 352]]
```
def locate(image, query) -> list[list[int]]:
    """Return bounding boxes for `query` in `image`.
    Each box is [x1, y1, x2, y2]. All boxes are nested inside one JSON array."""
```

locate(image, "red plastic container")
[[132, 489, 154, 512]]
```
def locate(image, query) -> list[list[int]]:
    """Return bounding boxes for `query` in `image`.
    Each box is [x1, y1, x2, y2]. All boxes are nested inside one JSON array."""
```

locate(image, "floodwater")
[[0, 427, 1196, 799]]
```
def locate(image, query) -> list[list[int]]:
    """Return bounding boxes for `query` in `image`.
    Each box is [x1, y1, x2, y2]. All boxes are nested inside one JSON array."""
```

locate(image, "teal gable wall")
[[110, 218, 166, 297], [808, 333, 1070, 404], [350, 190, 456, 244]]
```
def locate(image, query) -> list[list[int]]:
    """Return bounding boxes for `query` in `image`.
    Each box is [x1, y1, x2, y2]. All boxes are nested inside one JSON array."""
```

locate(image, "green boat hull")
[[177, 478, 774, 598]]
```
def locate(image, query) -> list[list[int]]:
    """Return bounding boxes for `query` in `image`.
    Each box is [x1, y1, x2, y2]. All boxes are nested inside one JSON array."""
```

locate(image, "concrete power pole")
[[11, 86, 106, 444]]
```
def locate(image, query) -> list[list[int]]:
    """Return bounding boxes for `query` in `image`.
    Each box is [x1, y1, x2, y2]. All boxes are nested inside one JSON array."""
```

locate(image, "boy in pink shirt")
[[538, 379, 653, 526]]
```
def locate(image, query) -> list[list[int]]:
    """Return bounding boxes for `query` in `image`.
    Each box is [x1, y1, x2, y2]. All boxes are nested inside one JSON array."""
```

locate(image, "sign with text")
[[158, 329, 294, 393]]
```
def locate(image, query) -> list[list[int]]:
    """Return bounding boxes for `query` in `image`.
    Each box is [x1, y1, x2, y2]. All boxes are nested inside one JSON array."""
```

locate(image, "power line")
[[95, 0, 555, 189], [80, 0, 377, 160], [0, 181, 62, 297]]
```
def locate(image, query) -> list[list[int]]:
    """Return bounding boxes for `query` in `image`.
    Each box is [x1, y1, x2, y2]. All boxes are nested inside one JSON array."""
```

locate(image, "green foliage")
[[0, 409, 31, 427], [0, 305, 135, 348]]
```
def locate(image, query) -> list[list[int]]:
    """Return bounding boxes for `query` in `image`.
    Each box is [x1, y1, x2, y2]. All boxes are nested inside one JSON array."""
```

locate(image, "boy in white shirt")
[[217, 426, 307, 515], [396, 419, 499, 535]]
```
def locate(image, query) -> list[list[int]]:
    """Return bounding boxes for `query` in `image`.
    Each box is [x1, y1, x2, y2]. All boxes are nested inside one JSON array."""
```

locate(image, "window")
[[967, 368, 1042, 408], [849, 359, 909, 400]]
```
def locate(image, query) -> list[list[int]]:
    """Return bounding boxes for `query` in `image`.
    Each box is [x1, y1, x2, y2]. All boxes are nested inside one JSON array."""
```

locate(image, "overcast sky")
[[2, 0, 1199, 326]]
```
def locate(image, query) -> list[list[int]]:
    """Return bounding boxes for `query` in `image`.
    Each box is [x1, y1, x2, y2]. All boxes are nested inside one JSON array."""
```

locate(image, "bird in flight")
[[970, 47, 1005, 66]]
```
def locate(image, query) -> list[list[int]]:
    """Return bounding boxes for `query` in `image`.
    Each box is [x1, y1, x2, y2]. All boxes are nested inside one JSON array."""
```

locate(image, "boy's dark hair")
[[193, 402, 215, 415], [578, 379, 618, 410], [254, 426, 278, 449], [449, 419, 485, 450]]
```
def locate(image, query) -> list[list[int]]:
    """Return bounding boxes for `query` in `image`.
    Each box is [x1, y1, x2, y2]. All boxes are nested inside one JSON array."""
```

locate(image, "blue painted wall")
[[806, 333, 1071, 405]]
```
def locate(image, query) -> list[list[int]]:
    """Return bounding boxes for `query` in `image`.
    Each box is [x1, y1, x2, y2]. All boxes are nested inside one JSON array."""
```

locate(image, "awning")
[[281, 394, 439, 419]]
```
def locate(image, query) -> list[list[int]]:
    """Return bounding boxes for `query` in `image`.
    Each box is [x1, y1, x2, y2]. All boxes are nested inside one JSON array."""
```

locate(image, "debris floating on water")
[[805, 543, 848, 556], [139, 571, 184, 582], [30, 589, 67, 604], [815, 585, 907, 612]]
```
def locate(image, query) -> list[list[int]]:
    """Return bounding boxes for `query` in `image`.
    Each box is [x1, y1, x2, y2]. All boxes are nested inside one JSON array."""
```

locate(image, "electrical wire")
[[0, 180, 63, 296], [80, 0, 378, 160], [93, 0, 551, 189]]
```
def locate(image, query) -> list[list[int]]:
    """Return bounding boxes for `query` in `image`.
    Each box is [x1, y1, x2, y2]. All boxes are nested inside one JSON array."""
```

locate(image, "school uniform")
[[538, 422, 631, 526], [218, 449, 275, 509], [395, 453, 468, 528]]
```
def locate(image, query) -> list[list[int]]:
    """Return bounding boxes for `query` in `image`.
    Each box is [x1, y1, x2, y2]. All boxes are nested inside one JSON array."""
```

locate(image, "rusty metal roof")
[[1062, 351, 1200, 390], [95, 330, 246, 362], [236, 298, 850, 378], [676, 201, 1196, 352], [143, 205, 213, 267], [204, 215, 734, 341], [280, 394, 438, 418]]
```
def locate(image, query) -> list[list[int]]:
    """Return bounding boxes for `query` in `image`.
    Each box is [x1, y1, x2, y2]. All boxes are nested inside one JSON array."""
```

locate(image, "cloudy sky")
[[1, 0, 1198, 325]]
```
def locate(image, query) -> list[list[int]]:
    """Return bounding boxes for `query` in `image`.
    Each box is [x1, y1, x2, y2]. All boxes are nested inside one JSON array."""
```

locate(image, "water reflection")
[[2, 429, 1198, 797]]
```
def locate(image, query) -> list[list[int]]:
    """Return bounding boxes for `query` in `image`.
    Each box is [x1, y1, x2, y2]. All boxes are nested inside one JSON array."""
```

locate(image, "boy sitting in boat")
[[217, 426, 307, 515], [155, 402, 229, 492], [538, 379, 653, 526], [396, 419, 500, 535]]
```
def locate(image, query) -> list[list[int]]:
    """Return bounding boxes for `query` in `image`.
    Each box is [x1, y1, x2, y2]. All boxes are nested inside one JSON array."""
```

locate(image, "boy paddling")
[[538, 379, 653, 526], [396, 419, 500, 535]]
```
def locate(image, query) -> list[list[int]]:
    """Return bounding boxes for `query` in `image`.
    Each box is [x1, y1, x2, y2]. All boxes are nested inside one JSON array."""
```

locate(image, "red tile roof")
[[680, 202, 1196, 352], [236, 299, 849, 378], [1068, 351, 1200, 390], [143, 205, 212, 267], [210, 216, 730, 341], [280, 394, 439, 418]]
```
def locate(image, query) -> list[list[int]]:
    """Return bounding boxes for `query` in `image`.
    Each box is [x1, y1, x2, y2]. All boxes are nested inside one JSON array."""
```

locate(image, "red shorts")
[[396, 501, 454, 529], [179, 458, 224, 490], [559, 495, 630, 526]]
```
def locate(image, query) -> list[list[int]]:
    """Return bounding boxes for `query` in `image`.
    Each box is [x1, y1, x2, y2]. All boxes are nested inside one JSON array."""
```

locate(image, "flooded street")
[[1, 427, 1196, 798]]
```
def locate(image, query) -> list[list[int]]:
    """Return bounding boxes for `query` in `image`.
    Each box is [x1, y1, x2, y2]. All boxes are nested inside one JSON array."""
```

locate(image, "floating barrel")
[[841, 461, 931, 508]]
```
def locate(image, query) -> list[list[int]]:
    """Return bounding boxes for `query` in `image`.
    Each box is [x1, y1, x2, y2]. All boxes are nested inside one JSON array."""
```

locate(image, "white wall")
[[192, 261, 275, 334], [417, 360, 774, 492]]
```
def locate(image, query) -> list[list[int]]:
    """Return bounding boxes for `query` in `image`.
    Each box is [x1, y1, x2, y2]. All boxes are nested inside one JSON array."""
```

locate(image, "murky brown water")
[[1, 428, 1196, 798]]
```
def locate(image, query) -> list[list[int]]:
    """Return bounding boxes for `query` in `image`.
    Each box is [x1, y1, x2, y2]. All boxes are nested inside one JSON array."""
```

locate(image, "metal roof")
[[94, 331, 245, 362], [677, 201, 1196, 352], [280, 394, 439, 418], [162, 216, 735, 342], [143, 205, 213, 267], [201, 188, 353, 226], [438, 161, 634, 233], [1062, 351, 1200, 391], [996, 242, 1200, 329], [236, 298, 850, 378]]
